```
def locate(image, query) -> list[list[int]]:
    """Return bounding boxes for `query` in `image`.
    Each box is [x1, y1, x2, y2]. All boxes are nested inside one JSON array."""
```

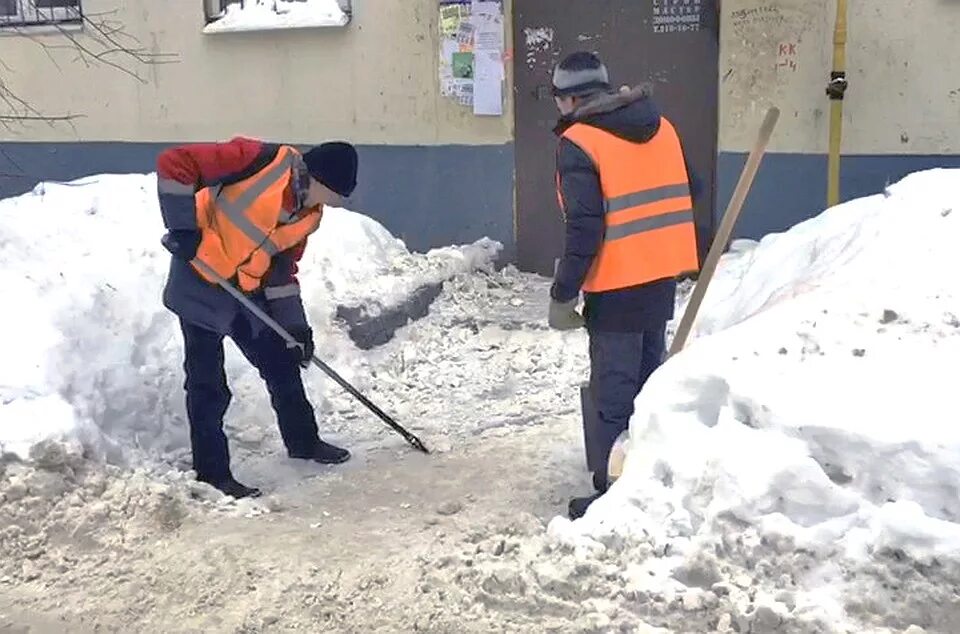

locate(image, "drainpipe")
[[826, 0, 849, 207]]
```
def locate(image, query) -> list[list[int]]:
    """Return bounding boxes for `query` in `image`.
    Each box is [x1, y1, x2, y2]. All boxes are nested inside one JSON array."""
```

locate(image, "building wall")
[[718, 0, 960, 240], [6, 0, 959, 257], [0, 0, 516, 255]]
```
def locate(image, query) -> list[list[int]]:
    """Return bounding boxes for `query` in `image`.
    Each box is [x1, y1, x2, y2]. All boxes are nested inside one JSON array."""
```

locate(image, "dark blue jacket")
[[551, 86, 701, 332]]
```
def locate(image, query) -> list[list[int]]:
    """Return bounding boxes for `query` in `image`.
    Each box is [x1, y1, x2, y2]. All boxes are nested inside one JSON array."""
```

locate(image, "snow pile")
[[203, 0, 349, 34], [0, 173, 499, 466], [558, 168, 960, 631], [298, 206, 501, 323]]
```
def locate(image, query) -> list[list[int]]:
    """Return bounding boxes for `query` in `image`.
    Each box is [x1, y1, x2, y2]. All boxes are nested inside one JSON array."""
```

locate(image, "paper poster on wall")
[[456, 21, 476, 49], [471, 3, 504, 115], [438, 1, 469, 97], [473, 51, 503, 115], [471, 0, 500, 17], [437, 0, 504, 116], [439, 3, 464, 36], [457, 82, 474, 107], [441, 39, 459, 59], [652, 0, 703, 33], [452, 52, 475, 79]]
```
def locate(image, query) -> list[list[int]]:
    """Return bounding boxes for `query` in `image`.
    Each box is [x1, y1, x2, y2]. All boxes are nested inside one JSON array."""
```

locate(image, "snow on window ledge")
[[203, 0, 350, 35]]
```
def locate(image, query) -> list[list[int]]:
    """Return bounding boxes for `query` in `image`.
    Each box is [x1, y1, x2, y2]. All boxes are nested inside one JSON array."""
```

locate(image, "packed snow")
[[0, 171, 598, 632], [0, 173, 501, 469], [203, 0, 349, 34], [3, 167, 960, 633], [545, 167, 960, 632]]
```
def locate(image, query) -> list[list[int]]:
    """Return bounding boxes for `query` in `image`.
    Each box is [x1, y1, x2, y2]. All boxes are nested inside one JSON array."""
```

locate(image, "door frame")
[[510, 0, 720, 275]]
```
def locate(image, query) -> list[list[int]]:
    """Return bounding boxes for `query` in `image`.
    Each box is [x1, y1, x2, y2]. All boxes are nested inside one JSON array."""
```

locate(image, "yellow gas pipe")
[[826, 0, 849, 207]]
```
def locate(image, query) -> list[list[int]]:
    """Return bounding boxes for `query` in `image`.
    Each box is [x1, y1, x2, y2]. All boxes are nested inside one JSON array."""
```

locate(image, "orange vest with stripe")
[[191, 145, 322, 292], [558, 117, 699, 293]]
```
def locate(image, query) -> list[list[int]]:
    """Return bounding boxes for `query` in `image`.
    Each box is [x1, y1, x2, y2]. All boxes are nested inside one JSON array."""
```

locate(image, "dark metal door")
[[513, 0, 719, 276]]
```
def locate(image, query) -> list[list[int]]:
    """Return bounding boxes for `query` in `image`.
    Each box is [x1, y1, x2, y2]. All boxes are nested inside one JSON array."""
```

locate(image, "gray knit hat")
[[552, 51, 611, 97]]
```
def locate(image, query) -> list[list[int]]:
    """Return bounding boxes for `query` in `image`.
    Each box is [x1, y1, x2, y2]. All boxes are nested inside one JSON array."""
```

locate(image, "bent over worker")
[[156, 137, 358, 498], [546, 52, 701, 519]]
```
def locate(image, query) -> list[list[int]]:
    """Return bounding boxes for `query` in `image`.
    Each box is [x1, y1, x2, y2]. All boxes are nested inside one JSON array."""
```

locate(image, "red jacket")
[[156, 136, 307, 284]]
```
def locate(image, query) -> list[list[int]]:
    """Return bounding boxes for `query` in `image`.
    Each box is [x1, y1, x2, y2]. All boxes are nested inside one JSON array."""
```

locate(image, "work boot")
[[290, 440, 351, 465], [201, 476, 262, 499], [568, 492, 603, 520], [592, 470, 608, 494]]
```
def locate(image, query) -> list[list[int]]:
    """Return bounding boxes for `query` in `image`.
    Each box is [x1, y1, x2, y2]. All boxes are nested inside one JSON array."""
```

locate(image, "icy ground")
[[2, 169, 960, 633], [0, 173, 613, 632]]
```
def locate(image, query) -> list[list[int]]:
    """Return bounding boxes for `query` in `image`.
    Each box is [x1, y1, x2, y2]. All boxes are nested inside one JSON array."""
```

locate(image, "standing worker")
[[157, 136, 359, 498], [546, 52, 701, 519]]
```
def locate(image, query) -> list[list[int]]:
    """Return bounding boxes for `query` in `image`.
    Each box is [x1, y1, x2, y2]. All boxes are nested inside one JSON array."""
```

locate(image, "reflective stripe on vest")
[[192, 146, 322, 292], [157, 178, 195, 195], [603, 183, 693, 241], [212, 153, 295, 257], [264, 282, 300, 300], [558, 117, 699, 292]]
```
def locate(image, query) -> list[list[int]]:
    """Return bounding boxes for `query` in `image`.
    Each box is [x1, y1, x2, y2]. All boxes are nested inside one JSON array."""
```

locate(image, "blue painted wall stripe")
[[0, 141, 516, 258], [7, 142, 957, 262], [717, 152, 960, 240]]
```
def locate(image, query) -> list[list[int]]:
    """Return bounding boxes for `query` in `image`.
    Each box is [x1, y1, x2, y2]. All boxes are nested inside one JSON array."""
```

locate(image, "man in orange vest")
[[157, 137, 358, 498], [547, 52, 701, 519]]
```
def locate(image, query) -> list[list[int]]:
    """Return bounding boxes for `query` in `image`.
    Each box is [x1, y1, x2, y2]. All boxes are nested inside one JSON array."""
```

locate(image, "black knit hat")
[[303, 141, 358, 197]]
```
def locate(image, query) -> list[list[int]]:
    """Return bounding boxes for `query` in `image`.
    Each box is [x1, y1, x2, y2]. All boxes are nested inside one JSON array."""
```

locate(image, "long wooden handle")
[[668, 106, 781, 357]]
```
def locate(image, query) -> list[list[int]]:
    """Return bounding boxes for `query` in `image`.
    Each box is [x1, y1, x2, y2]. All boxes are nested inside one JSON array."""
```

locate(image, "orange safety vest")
[[191, 145, 322, 292], [557, 117, 699, 293]]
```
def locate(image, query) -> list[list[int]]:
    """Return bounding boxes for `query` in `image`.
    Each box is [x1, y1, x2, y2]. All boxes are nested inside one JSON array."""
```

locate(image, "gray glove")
[[548, 298, 585, 330]]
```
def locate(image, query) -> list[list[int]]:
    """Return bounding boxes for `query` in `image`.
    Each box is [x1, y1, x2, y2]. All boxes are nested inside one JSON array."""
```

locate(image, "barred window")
[[0, 0, 82, 27]]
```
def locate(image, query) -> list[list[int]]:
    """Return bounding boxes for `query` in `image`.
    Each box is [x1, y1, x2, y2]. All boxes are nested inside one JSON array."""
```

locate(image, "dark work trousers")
[[179, 313, 319, 483], [587, 321, 667, 491]]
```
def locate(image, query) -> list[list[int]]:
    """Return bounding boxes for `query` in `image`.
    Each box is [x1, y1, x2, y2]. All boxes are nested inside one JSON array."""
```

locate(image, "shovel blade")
[[579, 382, 607, 474]]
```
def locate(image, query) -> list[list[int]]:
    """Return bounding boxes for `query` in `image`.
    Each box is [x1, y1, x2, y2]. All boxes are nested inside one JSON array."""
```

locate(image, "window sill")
[[202, 13, 350, 34], [0, 21, 83, 36]]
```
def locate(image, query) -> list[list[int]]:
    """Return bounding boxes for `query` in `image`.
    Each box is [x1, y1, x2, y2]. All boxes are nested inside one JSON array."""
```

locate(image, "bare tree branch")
[[39, 10, 178, 83], [0, 114, 82, 122], [0, 1, 180, 179]]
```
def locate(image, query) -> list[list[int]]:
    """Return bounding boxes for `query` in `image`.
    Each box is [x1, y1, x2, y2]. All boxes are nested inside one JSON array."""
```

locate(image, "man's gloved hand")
[[286, 326, 315, 368], [161, 230, 202, 262], [548, 298, 585, 330]]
